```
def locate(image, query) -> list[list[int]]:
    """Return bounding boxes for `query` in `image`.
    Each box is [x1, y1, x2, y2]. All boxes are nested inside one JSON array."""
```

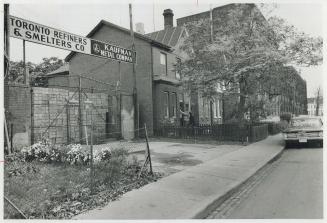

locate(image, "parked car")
[[283, 116, 323, 147]]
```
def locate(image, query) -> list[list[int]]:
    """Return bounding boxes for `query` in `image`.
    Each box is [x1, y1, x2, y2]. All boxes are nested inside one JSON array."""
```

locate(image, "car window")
[[291, 119, 322, 128]]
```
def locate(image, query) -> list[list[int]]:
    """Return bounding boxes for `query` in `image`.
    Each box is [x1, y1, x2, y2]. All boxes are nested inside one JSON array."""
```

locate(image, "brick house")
[[175, 3, 308, 120], [46, 19, 182, 136], [146, 9, 223, 126]]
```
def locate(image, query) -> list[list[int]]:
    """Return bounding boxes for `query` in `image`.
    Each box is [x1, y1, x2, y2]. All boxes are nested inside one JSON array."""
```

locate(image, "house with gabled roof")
[[146, 9, 223, 125], [46, 19, 183, 137]]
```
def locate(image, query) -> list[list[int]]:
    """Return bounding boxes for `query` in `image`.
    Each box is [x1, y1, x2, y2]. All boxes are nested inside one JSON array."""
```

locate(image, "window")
[[171, 92, 177, 117], [175, 58, 181, 79], [164, 91, 169, 118], [160, 53, 168, 75], [160, 53, 167, 65], [213, 100, 218, 118]]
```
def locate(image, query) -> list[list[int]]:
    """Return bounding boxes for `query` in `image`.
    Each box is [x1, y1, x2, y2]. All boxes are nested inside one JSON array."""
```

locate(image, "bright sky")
[[7, 0, 324, 97]]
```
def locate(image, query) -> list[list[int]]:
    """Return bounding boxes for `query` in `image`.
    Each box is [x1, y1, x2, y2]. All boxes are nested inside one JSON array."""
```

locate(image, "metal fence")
[[154, 123, 270, 143]]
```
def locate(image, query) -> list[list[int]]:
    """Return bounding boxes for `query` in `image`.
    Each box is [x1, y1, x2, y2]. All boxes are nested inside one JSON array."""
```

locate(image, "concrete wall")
[[31, 87, 120, 144]]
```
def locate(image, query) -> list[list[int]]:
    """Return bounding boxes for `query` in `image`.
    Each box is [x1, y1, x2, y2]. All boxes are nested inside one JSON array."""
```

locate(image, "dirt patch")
[[153, 152, 203, 166]]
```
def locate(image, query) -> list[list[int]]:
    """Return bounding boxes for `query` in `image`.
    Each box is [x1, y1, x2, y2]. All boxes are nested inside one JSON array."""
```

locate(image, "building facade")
[[176, 4, 307, 120], [47, 19, 182, 136], [307, 97, 323, 116], [147, 9, 223, 126]]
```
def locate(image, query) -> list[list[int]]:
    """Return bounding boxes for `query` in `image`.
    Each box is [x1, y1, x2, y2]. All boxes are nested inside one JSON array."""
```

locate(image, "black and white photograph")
[[2, 0, 324, 220]]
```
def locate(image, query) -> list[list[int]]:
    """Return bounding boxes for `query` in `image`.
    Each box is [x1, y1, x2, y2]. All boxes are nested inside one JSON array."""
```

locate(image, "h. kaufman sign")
[[9, 16, 135, 63]]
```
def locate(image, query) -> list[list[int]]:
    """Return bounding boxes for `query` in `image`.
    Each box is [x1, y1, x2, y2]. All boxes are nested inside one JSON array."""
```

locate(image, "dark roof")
[[146, 26, 184, 47], [65, 20, 171, 62], [46, 64, 69, 76], [177, 3, 266, 27]]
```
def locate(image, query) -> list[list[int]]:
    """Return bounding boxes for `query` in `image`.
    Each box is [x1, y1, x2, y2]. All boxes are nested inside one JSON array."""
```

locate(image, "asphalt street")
[[212, 146, 323, 219]]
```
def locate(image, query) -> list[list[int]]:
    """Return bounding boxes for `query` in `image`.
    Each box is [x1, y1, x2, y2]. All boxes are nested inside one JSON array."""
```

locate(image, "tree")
[[179, 4, 322, 122], [8, 57, 65, 87]]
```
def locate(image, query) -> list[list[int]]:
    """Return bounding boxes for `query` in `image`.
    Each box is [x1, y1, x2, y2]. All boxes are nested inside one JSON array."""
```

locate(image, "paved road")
[[210, 146, 323, 219]]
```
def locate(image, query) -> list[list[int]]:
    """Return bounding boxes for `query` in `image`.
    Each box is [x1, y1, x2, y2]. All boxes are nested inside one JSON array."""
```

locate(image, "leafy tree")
[[8, 57, 65, 87], [179, 4, 322, 122]]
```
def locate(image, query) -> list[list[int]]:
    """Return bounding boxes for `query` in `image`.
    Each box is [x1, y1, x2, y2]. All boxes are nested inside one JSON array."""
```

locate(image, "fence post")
[[10, 123, 13, 152], [144, 123, 153, 175], [90, 120, 94, 194], [66, 103, 70, 144], [78, 75, 83, 143]]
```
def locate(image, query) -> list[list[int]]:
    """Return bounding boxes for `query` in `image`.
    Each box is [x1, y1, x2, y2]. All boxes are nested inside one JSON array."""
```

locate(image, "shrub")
[[94, 147, 129, 188]]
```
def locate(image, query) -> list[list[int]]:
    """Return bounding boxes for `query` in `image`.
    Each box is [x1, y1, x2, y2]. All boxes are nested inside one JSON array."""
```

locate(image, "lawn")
[[4, 143, 161, 219]]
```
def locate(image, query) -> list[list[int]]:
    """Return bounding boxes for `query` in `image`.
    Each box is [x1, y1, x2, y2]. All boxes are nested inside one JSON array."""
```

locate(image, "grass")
[[4, 154, 161, 219]]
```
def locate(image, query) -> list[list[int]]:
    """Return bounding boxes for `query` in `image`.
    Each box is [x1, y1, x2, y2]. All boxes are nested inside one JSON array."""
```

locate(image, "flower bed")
[[4, 140, 161, 219]]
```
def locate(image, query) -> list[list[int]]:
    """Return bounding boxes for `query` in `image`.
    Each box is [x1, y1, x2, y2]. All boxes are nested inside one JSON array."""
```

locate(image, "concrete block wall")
[[32, 87, 69, 144], [32, 87, 113, 144]]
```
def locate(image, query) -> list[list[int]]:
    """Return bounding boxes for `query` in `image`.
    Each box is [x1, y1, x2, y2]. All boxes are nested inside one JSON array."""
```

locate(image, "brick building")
[[175, 3, 307, 120], [47, 19, 182, 136], [147, 9, 223, 125]]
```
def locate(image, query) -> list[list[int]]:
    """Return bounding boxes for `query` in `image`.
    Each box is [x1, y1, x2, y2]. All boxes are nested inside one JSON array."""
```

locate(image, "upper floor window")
[[175, 58, 181, 79], [160, 52, 167, 75]]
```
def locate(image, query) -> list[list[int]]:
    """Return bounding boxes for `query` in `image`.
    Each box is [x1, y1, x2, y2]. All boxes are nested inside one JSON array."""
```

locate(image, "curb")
[[192, 143, 285, 219]]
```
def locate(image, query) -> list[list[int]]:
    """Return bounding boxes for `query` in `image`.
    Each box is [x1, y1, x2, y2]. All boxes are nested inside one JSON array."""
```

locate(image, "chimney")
[[163, 9, 174, 29], [135, 22, 145, 34]]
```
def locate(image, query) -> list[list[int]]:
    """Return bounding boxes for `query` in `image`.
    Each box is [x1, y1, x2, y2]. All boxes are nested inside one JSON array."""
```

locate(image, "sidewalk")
[[74, 134, 284, 219]]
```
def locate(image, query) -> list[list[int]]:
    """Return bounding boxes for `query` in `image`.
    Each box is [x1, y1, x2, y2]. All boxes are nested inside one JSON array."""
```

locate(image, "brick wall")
[[4, 84, 32, 149], [153, 82, 181, 129], [68, 25, 154, 134]]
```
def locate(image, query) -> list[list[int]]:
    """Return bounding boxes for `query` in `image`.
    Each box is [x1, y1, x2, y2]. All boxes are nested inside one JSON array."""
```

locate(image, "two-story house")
[[146, 9, 223, 126], [46, 19, 182, 136]]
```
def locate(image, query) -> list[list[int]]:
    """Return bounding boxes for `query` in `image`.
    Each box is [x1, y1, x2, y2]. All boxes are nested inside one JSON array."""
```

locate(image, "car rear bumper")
[[284, 138, 323, 143]]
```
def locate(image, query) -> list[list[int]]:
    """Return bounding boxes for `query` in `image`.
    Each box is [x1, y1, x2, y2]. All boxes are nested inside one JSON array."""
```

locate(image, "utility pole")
[[4, 4, 10, 80], [129, 3, 138, 135]]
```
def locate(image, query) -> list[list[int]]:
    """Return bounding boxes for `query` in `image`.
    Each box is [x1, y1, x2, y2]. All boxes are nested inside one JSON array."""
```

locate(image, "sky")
[[6, 0, 324, 97]]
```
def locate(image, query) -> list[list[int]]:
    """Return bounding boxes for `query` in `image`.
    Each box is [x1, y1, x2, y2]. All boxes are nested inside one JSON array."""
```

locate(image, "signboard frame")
[[9, 15, 136, 64]]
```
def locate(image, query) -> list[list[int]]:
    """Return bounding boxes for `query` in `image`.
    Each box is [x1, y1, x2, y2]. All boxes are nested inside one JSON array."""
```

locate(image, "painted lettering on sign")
[[91, 40, 134, 63], [9, 16, 91, 54], [9, 15, 136, 64]]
